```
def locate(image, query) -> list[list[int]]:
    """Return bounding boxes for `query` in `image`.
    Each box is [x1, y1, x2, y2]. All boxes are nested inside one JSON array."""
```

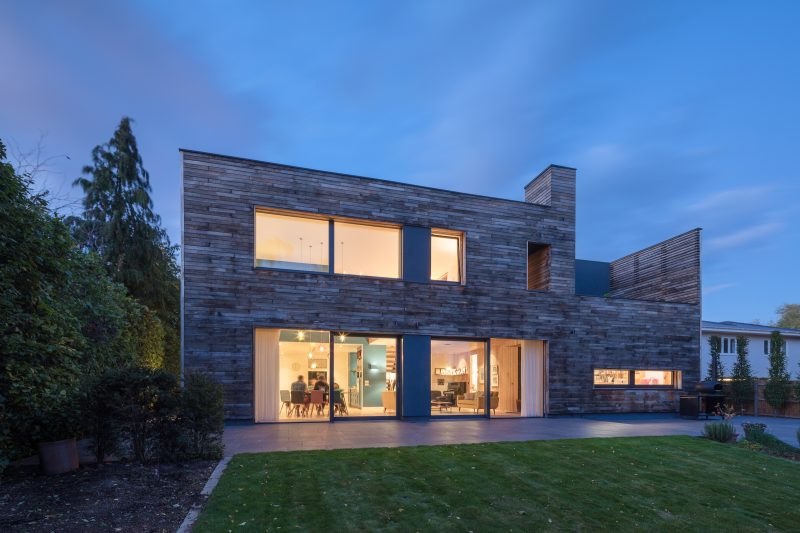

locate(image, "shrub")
[[741, 422, 767, 440], [82, 368, 224, 463], [746, 429, 799, 455], [83, 367, 179, 463], [179, 373, 225, 460], [703, 421, 736, 443]]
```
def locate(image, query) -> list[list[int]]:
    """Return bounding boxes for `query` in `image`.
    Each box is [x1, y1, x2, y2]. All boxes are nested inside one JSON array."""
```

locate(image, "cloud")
[[703, 283, 736, 296], [687, 186, 772, 213], [706, 222, 783, 250]]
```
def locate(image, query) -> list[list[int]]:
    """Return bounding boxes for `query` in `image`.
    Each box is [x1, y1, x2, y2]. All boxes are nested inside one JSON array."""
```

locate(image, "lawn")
[[194, 436, 800, 531]]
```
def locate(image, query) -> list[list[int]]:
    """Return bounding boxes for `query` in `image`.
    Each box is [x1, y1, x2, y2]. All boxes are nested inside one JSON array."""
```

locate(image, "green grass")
[[194, 436, 800, 532]]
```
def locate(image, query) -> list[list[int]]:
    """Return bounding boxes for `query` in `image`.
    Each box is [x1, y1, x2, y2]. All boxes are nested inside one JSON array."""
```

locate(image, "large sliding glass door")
[[332, 335, 397, 418], [254, 328, 398, 422], [430, 339, 487, 416]]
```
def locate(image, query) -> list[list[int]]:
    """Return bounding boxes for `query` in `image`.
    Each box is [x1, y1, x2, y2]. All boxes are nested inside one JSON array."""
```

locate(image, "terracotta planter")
[[38, 438, 79, 475]]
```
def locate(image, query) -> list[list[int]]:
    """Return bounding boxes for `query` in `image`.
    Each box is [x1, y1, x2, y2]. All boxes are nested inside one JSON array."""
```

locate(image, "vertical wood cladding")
[[182, 151, 700, 419], [609, 229, 701, 304]]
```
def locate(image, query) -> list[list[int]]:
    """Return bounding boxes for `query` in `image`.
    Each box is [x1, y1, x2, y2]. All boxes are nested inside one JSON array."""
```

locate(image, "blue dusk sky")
[[1, 1, 798, 324]]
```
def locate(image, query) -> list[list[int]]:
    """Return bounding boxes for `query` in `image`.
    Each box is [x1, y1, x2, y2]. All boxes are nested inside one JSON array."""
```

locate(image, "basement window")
[[527, 242, 551, 291]]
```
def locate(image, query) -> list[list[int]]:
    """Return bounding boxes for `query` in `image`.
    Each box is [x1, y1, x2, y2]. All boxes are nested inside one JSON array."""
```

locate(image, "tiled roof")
[[702, 320, 800, 337]]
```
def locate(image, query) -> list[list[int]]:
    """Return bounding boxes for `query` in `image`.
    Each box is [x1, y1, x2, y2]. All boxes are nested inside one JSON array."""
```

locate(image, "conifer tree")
[[73, 118, 180, 373], [729, 336, 753, 409], [764, 331, 790, 408], [706, 335, 724, 380]]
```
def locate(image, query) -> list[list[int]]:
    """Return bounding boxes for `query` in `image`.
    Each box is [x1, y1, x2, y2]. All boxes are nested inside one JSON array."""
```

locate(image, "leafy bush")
[[0, 141, 172, 466], [82, 368, 224, 463], [180, 373, 225, 460], [745, 428, 799, 455], [741, 422, 767, 440], [703, 422, 736, 443]]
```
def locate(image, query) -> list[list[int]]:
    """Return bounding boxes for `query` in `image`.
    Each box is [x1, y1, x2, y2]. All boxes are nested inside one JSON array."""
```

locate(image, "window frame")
[[430, 229, 465, 285], [593, 369, 682, 390], [721, 336, 737, 355], [254, 207, 403, 280]]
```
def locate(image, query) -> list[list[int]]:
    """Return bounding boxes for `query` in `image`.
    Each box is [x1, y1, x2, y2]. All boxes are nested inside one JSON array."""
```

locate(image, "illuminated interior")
[[430, 339, 487, 416], [334, 221, 400, 278], [431, 233, 461, 282], [255, 212, 328, 272]]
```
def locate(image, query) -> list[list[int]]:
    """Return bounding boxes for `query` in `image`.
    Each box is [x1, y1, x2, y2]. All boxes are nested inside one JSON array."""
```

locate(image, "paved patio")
[[223, 414, 800, 455]]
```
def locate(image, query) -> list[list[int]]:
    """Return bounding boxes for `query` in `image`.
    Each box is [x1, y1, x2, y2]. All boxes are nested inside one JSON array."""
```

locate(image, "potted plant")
[[36, 398, 81, 475]]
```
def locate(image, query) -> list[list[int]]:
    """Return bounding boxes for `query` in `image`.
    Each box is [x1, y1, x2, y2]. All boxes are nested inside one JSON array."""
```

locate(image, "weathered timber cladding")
[[609, 229, 701, 304], [182, 151, 701, 419]]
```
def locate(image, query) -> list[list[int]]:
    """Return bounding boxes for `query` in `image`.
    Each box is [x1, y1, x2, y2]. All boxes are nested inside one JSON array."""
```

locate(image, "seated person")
[[291, 375, 309, 411], [314, 374, 329, 392], [291, 375, 307, 393]]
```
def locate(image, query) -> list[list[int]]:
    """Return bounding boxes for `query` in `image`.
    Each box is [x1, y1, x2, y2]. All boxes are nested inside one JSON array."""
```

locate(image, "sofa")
[[457, 391, 499, 414]]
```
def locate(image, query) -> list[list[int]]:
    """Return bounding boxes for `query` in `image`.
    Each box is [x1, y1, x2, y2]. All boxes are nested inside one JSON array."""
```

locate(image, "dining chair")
[[310, 389, 324, 416], [279, 390, 291, 415], [290, 390, 306, 417]]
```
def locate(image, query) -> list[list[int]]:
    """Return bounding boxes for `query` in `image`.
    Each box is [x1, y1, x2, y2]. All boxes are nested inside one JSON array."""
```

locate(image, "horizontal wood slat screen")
[[527, 243, 551, 291], [609, 229, 701, 304]]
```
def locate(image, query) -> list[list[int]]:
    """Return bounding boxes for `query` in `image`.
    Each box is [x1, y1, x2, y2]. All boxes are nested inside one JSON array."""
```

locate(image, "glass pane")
[[431, 340, 487, 416], [332, 335, 397, 417], [277, 329, 330, 422], [334, 221, 400, 278], [255, 212, 328, 272], [431, 234, 461, 282], [593, 369, 629, 385], [634, 370, 673, 386]]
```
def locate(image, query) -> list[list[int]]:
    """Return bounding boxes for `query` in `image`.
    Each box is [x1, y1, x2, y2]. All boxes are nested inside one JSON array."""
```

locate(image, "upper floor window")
[[527, 242, 551, 291], [431, 232, 462, 283], [334, 221, 400, 278], [721, 337, 737, 355], [255, 212, 329, 272]]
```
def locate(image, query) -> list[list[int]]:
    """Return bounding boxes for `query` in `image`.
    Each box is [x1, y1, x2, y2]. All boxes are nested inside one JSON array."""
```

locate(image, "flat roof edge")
[[180, 148, 545, 208]]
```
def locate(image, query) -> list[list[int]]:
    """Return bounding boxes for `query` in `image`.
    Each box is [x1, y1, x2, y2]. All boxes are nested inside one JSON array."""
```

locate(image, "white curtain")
[[254, 328, 281, 422], [521, 340, 546, 417]]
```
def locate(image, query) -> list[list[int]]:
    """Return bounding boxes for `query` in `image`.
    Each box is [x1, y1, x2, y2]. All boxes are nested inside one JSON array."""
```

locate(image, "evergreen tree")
[[72, 118, 180, 374], [706, 335, 724, 380], [729, 335, 753, 409], [764, 331, 790, 408]]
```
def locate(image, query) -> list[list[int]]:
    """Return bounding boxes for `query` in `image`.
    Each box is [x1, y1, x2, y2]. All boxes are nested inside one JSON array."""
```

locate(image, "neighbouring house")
[[181, 150, 702, 422], [701, 321, 800, 379]]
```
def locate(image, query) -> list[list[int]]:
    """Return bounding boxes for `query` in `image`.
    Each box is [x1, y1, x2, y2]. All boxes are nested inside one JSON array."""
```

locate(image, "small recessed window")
[[527, 242, 550, 291], [431, 232, 462, 282], [593, 369, 629, 386]]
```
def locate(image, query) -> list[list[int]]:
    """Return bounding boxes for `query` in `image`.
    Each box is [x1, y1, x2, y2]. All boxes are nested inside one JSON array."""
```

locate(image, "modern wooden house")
[[181, 150, 702, 422]]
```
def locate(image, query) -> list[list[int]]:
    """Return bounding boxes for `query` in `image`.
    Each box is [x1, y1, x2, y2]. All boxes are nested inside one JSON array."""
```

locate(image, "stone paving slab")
[[223, 415, 800, 455]]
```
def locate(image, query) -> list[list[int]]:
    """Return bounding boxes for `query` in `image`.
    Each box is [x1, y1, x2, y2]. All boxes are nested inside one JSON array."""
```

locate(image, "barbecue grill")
[[679, 381, 725, 419]]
